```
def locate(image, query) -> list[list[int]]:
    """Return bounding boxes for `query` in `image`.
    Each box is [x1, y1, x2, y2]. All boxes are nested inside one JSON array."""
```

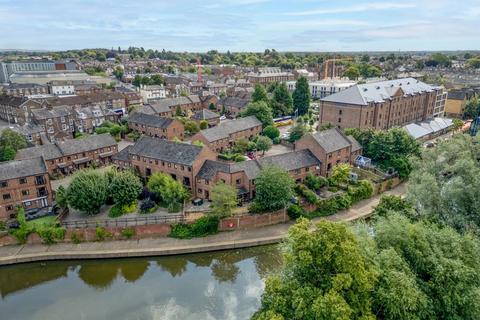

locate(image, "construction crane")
[[470, 116, 480, 136], [323, 56, 354, 79]]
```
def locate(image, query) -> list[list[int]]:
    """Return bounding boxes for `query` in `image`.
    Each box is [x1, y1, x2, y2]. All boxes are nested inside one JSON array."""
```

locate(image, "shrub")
[[287, 204, 304, 220], [170, 216, 219, 239], [347, 180, 374, 203], [140, 198, 157, 214], [0, 220, 6, 231], [121, 228, 135, 239], [248, 201, 264, 214], [295, 184, 319, 205], [95, 226, 112, 241], [108, 202, 137, 218], [9, 208, 32, 244], [37, 226, 66, 245], [305, 173, 328, 191], [234, 154, 246, 162], [272, 137, 281, 144], [71, 232, 83, 244]]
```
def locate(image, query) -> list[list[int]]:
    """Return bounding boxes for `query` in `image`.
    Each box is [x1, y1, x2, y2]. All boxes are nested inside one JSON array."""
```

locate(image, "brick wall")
[[219, 209, 288, 231]]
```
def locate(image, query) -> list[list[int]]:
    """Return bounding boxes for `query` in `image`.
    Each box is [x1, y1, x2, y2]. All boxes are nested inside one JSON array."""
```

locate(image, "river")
[[0, 246, 282, 320]]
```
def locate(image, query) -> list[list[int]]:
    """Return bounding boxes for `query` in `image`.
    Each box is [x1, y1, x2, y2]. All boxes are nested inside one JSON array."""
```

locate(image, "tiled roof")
[[309, 128, 352, 153], [197, 160, 232, 180], [219, 97, 250, 109], [31, 106, 72, 120], [42, 91, 124, 107], [129, 136, 204, 166], [198, 116, 261, 142], [112, 145, 132, 162], [257, 149, 320, 172], [147, 95, 200, 113], [16, 143, 63, 161], [0, 95, 28, 107], [346, 135, 362, 152], [191, 109, 220, 121], [321, 78, 437, 106], [128, 112, 174, 129], [0, 157, 47, 180]]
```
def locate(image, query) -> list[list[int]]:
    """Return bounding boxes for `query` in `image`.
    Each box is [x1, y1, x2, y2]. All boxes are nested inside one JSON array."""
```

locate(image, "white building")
[[139, 84, 166, 103], [286, 78, 356, 99], [48, 81, 76, 96]]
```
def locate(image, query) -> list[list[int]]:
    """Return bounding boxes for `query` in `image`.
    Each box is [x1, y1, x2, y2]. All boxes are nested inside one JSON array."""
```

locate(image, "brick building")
[[1, 83, 49, 97], [16, 134, 117, 176], [295, 128, 362, 176], [30, 106, 75, 141], [191, 116, 262, 152], [218, 97, 250, 118], [0, 157, 53, 220], [128, 112, 184, 140], [0, 95, 43, 124], [41, 91, 127, 115], [191, 109, 220, 127], [247, 67, 294, 84], [319, 78, 441, 130]]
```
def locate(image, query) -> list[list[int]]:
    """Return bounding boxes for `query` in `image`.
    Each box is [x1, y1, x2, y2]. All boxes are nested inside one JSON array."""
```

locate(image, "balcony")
[[35, 176, 46, 186], [37, 187, 48, 197]]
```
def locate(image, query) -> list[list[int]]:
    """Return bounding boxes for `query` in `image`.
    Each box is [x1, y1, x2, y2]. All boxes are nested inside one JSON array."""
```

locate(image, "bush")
[[95, 226, 112, 241], [140, 198, 157, 214], [347, 180, 373, 203], [272, 137, 281, 144], [37, 226, 66, 245], [296, 184, 319, 205], [287, 204, 304, 220], [71, 232, 83, 244], [121, 228, 135, 239], [234, 154, 246, 162], [170, 216, 219, 239], [305, 173, 328, 191], [108, 202, 137, 218]]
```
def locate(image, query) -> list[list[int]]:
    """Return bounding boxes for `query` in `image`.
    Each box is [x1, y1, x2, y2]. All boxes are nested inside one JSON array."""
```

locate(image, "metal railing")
[[60, 214, 185, 229]]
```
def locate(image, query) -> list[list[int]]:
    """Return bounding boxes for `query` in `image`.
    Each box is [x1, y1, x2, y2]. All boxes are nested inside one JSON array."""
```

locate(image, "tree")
[[253, 165, 295, 212], [199, 120, 208, 130], [233, 137, 249, 154], [210, 182, 238, 218], [147, 172, 189, 212], [288, 122, 308, 143], [407, 134, 480, 233], [55, 186, 68, 209], [262, 125, 280, 140], [256, 136, 272, 155], [0, 128, 27, 161], [292, 76, 311, 116], [372, 195, 415, 218], [67, 170, 107, 215], [240, 101, 273, 127], [184, 120, 199, 134], [344, 65, 360, 80], [253, 218, 377, 320], [329, 163, 351, 186], [109, 170, 142, 206], [271, 82, 293, 117], [463, 97, 480, 119], [252, 84, 269, 103], [452, 118, 464, 130]]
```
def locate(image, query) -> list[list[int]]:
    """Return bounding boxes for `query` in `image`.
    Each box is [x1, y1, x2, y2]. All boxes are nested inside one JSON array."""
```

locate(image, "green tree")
[[199, 120, 208, 130], [109, 170, 142, 206], [262, 125, 280, 140], [210, 182, 238, 218], [67, 170, 107, 215], [184, 120, 199, 134], [452, 118, 464, 130], [55, 186, 69, 209], [253, 165, 295, 212], [252, 84, 269, 103], [0, 145, 15, 161], [372, 195, 414, 218], [0, 128, 27, 161], [292, 76, 311, 116], [241, 101, 273, 127], [147, 172, 189, 212], [463, 97, 480, 119], [329, 163, 351, 186], [234, 137, 249, 154], [253, 218, 377, 320], [271, 82, 293, 117], [288, 122, 308, 143], [344, 65, 360, 80], [256, 136, 272, 155]]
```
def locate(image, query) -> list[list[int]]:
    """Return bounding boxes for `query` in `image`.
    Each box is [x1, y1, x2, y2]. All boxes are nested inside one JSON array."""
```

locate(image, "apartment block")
[[128, 112, 184, 140]]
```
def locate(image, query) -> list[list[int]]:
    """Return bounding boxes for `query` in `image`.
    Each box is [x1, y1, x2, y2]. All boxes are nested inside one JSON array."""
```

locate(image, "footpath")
[[0, 184, 406, 266]]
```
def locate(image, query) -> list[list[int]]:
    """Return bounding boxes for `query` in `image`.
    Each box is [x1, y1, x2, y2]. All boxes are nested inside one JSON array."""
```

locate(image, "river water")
[[0, 246, 282, 320]]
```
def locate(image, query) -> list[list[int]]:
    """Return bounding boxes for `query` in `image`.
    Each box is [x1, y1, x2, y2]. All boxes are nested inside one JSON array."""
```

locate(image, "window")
[[339, 110, 342, 115], [205, 180, 209, 185], [19, 178, 27, 184], [0, 181, 7, 188], [6, 205, 13, 211], [236, 179, 241, 185], [3, 193, 11, 200], [22, 190, 29, 196], [338, 118, 341, 123]]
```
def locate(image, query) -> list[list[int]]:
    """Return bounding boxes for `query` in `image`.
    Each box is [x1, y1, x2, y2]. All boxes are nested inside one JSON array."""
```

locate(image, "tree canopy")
[[271, 83, 293, 117], [241, 101, 273, 127], [292, 76, 311, 116], [256, 136, 273, 155], [210, 182, 238, 218], [253, 165, 295, 212], [252, 84, 269, 103], [147, 172, 190, 212], [109, 170, 142, 206], [66, 170, 108, 215], [0, 128, 27, 161], [463, 97, 480, 119]]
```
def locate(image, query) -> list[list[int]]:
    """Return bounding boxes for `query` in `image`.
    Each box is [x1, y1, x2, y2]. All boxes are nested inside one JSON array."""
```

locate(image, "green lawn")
[[26, 216, 57, 228]]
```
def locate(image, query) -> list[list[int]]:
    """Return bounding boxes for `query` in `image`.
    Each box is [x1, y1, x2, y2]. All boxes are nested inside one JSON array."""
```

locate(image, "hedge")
[[170, 216, 219, 239]]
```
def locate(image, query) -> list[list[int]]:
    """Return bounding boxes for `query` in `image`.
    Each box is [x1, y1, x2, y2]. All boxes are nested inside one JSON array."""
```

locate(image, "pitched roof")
[[198, 116, 262, 142], [16, 143, 63, 161], [0, 95, 28, 107], [128, 112, 174, 129], [147, 95, 200, 113], [346, 135, 362, 152], [129, 136, 204, 166], [42, 91, 124, 107], [112, 145, 132, 162], [197, 159, 232, 180], [321, 78, 436, 106], [257, 149, 320, 172], [191, 109, 220, 121], [0, 157, 47, 180], [219, 97, 250, 109], [309, 128, 352, 153], [31, 106, 72, 120]]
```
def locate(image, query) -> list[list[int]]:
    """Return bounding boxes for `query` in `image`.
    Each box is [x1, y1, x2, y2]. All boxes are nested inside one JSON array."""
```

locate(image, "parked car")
[[192, 198, 204, 206]]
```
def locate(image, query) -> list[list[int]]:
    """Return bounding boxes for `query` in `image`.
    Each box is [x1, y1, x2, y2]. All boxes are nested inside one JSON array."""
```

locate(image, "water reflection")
[[0, 245, 283, 320]]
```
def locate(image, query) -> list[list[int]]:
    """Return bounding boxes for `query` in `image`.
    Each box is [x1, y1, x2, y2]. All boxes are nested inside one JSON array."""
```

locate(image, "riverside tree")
[[67, 170, 107, 215], [110, 170, 143, 206], [147, 172, 189, 212], [210, 182, 238, 218], [253, 165, 295, 212]]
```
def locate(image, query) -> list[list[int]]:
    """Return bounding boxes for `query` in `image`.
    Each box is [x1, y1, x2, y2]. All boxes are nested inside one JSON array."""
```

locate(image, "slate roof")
[[309, 128, 352, 153], [16, 134, 116, 160], [129, 136, 204, 166], [198, 116, 262, 142], [321, 78, 436, 106], [147, 95, 200, 113], [197, 160, 232, 180], [112, 145, 132, 162], [0, 95, 28, 107], [191, 109, 220, 121], [230, 160, 262, 180], [42, 91, 124, 107], [136, 105, 156, 115], [31, 106, 72, 120], [128, 112, 174, 129], [0, 157, 47, 180], [219, 97, 250, 109], [346, 135, 362, 152], [257, 149, 320, 172]]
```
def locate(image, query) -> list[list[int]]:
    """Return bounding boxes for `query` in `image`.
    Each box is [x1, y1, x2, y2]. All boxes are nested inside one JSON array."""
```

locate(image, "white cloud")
[[286, 2, 416, 16]]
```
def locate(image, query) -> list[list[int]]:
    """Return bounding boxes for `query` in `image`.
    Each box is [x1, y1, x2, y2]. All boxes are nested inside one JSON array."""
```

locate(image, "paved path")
[[0, 183, 406, 266]]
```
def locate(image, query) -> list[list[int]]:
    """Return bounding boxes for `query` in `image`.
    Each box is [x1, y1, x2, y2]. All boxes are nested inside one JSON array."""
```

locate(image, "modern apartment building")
[[286, 78, 357, 99], [319, 78, 441, 130], [247, 67, 294, 84]]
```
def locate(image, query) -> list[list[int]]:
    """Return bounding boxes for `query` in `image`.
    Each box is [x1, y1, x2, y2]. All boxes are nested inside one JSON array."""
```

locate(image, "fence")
[[61, 214, 185, 229]]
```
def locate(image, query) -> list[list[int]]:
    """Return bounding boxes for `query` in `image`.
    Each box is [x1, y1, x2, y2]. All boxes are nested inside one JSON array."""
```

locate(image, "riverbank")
[[0, 183, 405, 266]]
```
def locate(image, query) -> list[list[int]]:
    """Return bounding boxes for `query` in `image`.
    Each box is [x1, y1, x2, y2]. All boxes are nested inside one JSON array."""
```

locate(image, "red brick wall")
[[219, 209, 288, 231]]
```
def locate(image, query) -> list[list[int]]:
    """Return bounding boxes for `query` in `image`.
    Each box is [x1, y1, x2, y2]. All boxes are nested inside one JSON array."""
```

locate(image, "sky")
[[0, 0, 479, 52]]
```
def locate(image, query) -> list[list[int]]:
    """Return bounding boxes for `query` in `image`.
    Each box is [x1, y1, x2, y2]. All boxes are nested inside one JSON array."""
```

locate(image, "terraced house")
[[30, 106, 75, 141], [15, 134, 117, 176], [191, 116, 262, 152], [0, 157, 53, 221], [128, 112, 184, 140], [319, 78, 443, 130], [0, 95, 42, 124]]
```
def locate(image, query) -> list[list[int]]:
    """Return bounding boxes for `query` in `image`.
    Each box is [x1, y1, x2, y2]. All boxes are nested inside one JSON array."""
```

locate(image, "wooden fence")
[[61, 214, 185, 229]]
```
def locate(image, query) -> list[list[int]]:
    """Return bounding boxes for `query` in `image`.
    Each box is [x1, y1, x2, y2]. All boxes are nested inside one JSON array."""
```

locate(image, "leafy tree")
[[452, 118, 464, 130], [253, 165, 295, 212], [0, 145, 15, 161], [463, 97, 480, 119], [262, 125, 280, 140], [210, 182, 238, 218], [407, 134, 480, 233], [240, 101, 273, 127], [372, 195, 414, 218], [0, 128, 27, 161], [256, 136, 272, 155], [344, 65, 360, 80], [147, 172, 189, 212], [292, 76, 311, 116], [109, 170, 142, 206], [199, 120, 208, 130], [252, 84, 269, 103], [55, 186, 69, 209], [233, 137, 249, 154], [271, 82, 293, 117], [329, 163, 351, 186], [184, 120, 199, 134], [288, 122, 308, 143], [67, 170, 107, 215], [253, 218, 377, 320]]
